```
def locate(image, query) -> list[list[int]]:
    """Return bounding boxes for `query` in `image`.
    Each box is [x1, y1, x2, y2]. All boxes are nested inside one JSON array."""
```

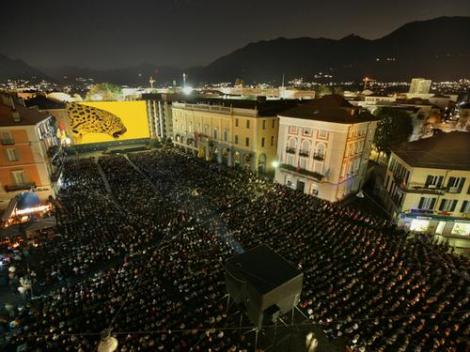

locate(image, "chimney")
[[12, 111, 21, 122], [10, 97, 21, 122]]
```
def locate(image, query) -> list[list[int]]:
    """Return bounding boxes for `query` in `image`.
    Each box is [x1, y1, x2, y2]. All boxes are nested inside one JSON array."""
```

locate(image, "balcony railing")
[[398, 182, 449, 195], [4, 182, 36, 192], [447, 186, 463, 194], [313, 153, 325, 161], [286, 147, 296, 154], [1, 139, 15, 145], [299, 150, 309, 157], [280, 163, 324, 181]]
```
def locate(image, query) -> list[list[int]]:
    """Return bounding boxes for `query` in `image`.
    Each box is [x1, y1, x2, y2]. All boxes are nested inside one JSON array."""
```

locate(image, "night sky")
[[2, 0, 469, 70]]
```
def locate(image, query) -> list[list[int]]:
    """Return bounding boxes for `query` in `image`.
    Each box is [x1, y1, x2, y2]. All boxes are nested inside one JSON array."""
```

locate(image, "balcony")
[[286, 147, 296, 154], [398, 182, 447, 195], [1, 139, 15, 145], [47, 145, 61, 159], [299, 150, 309, 157], [280, 163, 324, 181], [447, 186, 463, 194], [313, 153, 325, 161], [4, 182, 36, 192]]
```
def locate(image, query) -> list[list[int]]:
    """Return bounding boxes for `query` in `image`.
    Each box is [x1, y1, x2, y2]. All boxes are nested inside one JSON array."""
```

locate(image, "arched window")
[[287, 138, 297, 153], [314, 143, 325, 160], [300, 140, 311, 156]]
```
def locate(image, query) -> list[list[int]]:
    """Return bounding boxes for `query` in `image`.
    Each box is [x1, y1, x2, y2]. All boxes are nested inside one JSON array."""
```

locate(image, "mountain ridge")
[[1, 16, 469, 85]]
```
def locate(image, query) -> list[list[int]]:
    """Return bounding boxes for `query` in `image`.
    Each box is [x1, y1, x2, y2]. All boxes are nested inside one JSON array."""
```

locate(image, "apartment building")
[[172, 98, 300, 173], [274, 95, 378, 202], [0, 94, 61, 210], [384, 131, 470, 238]]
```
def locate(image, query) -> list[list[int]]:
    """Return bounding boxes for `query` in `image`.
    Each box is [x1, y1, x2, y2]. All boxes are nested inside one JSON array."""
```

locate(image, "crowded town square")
[[1, 148, 469, 352]]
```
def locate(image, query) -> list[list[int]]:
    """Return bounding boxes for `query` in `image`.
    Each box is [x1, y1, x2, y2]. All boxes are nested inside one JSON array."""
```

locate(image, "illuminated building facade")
[[0, 94, 61, 210], [172, 98, 300, 173], [141, 93, 174, 140], [409, 78, 432, 94], [274, 95, 378, 202], [384, 131, 470, 242]]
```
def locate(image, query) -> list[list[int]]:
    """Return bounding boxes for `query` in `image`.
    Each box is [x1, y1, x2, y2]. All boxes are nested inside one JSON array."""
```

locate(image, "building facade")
[[0, 94, 62, 209], [409, 78, 432, 94], [171, 99, 299, 173], [142, 93, 174, 140], [274, 95, 378, 202], [384, 132, 470, 241]]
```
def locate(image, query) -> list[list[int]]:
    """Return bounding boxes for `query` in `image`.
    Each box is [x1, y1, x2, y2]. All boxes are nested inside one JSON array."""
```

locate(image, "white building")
[[409, 78, 432, 94], [383, 131, 470, 243], [274, 95, 378, 202]]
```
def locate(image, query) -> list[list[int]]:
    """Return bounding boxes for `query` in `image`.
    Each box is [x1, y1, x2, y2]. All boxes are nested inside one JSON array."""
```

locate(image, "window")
[[318, 130, 328, 139], [1, 131, 14, 145], [246, 120, 250, 129], [425, 175, 443, 188], [6, 148, 19, 161], [314, 143, 325, 160], [299, 157, 307, 169], [224, 129, 228, 142], [439, 199, 458, 212], [410, 219, 430, 232], [447, 177, 466, 193], [451, 222, 470, 236], [213, 129, 218, 140], [288, 126, 298, 134], [358, 141, 364, 153], [234, 135, 239, 144], [461, 201, 470, 214], [353, 158, 360, 172], [262, 120, 266, 130], [245, 137, 250, 147], [235, 119, 239, 127], [418, 197, 436, 210], [11, 170, 26, 185], [261, 137, 265, 147], [313, 161, 323, 174], [270, 136, 274, 146], [287, 155, 295, 166], [300, 140, 311, 155]]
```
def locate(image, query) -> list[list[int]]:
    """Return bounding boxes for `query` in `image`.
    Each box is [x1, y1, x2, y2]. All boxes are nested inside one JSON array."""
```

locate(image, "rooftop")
[[225, 245, 302, 295], [393, 131, 470, 170], [25, 95, 66, 110], [0, 96, 50, 127], [174, 96, 307, 117], [279, 95, 379, 124]]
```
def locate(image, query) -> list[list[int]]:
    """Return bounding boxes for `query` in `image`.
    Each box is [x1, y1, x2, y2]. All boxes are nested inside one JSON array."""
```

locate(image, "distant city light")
[[183, 86, 194, 95]]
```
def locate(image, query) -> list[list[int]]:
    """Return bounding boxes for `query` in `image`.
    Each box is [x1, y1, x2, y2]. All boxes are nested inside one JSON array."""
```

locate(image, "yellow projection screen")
[[64, 101, 149, 144]]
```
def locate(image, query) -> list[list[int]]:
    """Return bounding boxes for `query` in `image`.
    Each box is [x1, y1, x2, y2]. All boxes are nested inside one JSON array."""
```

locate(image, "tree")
[[373, 107, 413, 155], [86, 83, 123, 101], [315, 84, 333, 97]]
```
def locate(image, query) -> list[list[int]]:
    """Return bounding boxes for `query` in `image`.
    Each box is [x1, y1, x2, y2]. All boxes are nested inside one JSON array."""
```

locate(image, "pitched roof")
[[175, 96, 307, 117], [0, 101, 50, 127], [279, 94, 379, 124], [25, 95, 66, 110], [393, 131, 470, 170]]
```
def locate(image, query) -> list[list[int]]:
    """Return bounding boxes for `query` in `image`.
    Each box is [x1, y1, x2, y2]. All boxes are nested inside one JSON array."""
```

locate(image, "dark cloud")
[[1, 0, 469, 69]]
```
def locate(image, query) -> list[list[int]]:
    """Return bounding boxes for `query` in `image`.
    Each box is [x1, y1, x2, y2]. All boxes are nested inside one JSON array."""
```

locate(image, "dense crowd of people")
[[1, 148, 469, 351]]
